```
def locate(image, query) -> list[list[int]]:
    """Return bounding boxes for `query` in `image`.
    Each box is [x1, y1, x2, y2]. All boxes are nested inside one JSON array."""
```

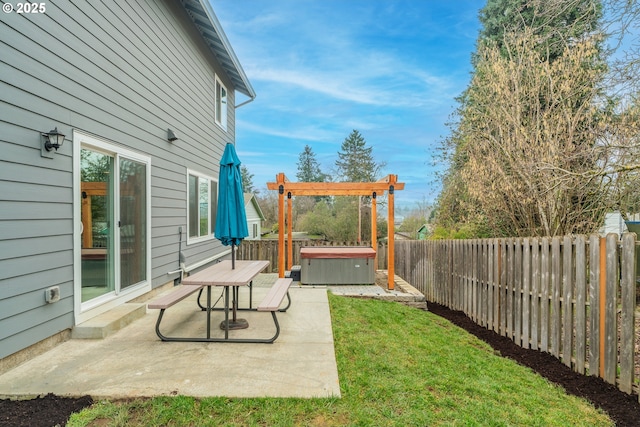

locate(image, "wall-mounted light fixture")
[[167, 129, 178, 142], [41, 127, 66, 158]]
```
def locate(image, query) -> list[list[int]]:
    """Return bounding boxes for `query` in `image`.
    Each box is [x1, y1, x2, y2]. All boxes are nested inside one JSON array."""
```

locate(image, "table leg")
[[233, 287, 238, 322], [224, 286, 229, 339], [206, 286, 211, 339]]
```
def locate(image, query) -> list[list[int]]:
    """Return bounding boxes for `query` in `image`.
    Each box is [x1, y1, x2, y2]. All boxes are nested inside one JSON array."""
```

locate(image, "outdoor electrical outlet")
[[45, 286, 60, 304]]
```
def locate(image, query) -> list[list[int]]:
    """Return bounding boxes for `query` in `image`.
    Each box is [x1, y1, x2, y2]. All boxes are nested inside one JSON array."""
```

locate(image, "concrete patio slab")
[[0, 281, 340, 399]]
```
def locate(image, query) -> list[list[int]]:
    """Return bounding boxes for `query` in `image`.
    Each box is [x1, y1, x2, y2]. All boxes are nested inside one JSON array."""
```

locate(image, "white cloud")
[[237, 119, 339, 144]]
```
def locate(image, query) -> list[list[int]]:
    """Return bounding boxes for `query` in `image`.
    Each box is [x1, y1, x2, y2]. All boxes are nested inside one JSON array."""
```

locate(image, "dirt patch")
[[0, 393, 92, 427], [425, 301, 640, 427]]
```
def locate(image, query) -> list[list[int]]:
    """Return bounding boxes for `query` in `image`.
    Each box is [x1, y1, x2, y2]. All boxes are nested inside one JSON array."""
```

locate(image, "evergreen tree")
[[296, 145, 326, 182], [478, 0, 602, 63], [335, 130, 384, 182], [241, 165, 255, 194]]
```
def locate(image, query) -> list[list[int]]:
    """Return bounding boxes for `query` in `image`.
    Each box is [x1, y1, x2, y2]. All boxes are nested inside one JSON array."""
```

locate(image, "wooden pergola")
[[266, 173, 404, 289]]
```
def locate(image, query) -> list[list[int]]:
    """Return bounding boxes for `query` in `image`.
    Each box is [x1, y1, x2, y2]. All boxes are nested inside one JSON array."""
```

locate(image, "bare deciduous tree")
[[460, 29, 607, 236]]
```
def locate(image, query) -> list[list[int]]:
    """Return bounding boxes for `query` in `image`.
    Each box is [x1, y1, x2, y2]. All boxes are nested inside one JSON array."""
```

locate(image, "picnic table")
[[148, 260, 292, 343]]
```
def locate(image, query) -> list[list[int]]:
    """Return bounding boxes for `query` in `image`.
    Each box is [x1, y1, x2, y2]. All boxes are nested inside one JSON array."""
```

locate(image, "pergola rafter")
[[266, 173, 404, 289]]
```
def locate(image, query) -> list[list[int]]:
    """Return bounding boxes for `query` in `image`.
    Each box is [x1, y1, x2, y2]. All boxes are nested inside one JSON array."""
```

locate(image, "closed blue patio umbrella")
[[215, 143, 249, 330], [215, 143, 249, 268]]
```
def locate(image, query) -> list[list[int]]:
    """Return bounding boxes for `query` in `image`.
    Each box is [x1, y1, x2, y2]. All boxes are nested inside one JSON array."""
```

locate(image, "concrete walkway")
[[0, 279, 339, 399]]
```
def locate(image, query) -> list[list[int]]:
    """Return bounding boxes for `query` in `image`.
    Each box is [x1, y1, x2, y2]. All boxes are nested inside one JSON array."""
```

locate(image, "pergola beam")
[[266, 180, 404, 196], [267, 173, 403, 290]]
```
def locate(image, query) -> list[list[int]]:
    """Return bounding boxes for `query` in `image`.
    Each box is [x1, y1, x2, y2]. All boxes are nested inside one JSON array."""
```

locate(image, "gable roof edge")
[[180, 0, 256, 102], [245, 193, 266, 221]]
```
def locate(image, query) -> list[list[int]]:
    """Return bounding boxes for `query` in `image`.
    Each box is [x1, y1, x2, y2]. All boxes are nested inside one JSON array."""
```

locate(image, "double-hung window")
[[187, 170, 218, 242], [215, 76, 228, 131]]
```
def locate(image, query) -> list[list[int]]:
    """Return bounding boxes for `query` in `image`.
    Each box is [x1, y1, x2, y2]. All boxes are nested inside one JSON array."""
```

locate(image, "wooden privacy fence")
[[395, 234, 639, 398], [237, 239, 388, 273]]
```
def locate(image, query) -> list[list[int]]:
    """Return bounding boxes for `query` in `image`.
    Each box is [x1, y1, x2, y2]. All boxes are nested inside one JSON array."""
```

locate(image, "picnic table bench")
[[147, 260, 292, 343]]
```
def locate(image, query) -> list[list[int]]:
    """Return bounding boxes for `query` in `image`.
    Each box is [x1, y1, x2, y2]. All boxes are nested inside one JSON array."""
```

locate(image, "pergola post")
[[287, 192, 293, 271], [387, 182, 395, 290], [371, 192, 377, 269], [277, 173, 285, 278]]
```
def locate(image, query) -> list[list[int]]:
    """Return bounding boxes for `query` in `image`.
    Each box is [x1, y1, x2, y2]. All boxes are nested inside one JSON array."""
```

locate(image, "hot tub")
[[300, 247, 376, 285]]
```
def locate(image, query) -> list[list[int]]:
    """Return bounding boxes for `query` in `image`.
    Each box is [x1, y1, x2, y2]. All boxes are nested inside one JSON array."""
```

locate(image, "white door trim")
[[72, 130, 152, 325]]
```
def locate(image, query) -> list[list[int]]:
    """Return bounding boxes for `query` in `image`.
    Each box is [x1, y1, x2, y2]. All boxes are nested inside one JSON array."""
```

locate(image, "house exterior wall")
[[245, 201, 262, 240], [601, 212, 626, 236], [0, 0, 238, 359]]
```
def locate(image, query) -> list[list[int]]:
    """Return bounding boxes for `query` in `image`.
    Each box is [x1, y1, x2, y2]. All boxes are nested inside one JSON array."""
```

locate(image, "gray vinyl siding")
[[0, 0, 240, 358]]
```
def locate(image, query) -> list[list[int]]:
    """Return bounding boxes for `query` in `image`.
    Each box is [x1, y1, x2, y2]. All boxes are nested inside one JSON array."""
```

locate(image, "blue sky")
[[212, 0, 486, 209]]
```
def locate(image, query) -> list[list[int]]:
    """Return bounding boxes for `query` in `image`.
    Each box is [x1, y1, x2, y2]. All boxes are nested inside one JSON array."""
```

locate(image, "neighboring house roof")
[[244, 193, 266, 221], [180, 0, 256, 102]]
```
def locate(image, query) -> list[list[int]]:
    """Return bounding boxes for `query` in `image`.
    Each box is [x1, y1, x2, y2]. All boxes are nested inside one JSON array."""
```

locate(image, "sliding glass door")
[[80, 146, 148, 304]]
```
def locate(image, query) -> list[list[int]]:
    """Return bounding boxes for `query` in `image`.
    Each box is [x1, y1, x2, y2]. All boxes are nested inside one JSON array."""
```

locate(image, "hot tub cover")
[[300, 247, 376, 259]]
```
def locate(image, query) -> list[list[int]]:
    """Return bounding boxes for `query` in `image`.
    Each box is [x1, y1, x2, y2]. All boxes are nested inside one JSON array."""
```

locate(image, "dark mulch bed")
[[2, 301, 639, 426], [426, 301, 640, 427], [0, 393, 92, 427]]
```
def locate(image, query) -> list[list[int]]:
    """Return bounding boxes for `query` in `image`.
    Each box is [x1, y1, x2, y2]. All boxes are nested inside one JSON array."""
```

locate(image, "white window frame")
[[187, 169, 218, 244], [215, 76, 228, 131]]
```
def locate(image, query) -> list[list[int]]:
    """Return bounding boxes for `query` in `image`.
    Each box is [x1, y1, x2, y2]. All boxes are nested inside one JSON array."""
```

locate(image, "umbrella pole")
[[221, 243, 248, 330], [232, 242, 237, 321]]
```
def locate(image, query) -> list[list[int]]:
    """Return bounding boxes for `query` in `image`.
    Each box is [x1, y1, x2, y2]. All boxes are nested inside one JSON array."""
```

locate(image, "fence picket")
[[515, 240, 523, 346], [472, 241, 478, 322], [604, 234, 618, 385], [506, 239, 514, 339], [482, 239, 493, 329], [500, 239, 507, 336], [620, 233, 636, 394], [551, 237, 561, 358], [589, 235, 601, 377], [562, 236, 574, 368], [575, 236, 587, 374], [531, 238, 540, 351], [493, 240, 500, 333], [522, 238, 531, 349], [467, 240, 473, 316], [540, 237, 550, 352]]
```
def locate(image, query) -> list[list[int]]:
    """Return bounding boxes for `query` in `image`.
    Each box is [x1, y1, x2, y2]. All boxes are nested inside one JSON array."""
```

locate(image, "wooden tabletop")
[[181, 260, 269, 287]]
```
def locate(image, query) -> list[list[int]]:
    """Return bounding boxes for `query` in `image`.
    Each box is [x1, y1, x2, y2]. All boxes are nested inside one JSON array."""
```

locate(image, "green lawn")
[[69, 294, 612, 426]]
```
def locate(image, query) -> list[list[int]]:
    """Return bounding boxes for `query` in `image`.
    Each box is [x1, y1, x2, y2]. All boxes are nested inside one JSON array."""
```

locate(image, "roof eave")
[[180, 0, 256, 101]]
